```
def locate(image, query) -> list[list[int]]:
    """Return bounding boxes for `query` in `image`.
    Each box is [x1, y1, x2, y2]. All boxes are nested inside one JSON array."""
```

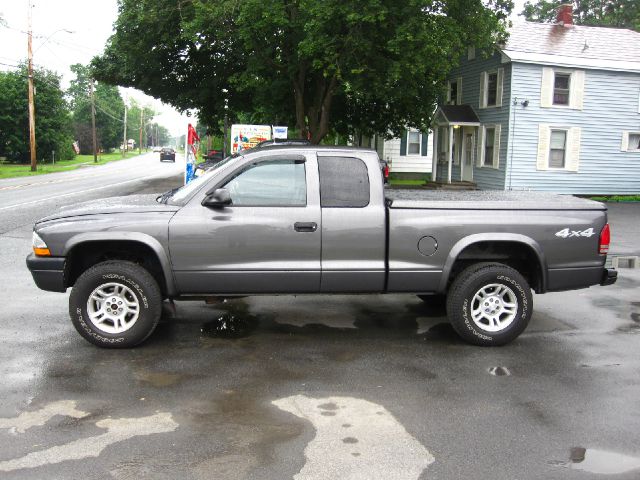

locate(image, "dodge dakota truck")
[[26, 146, 617, 348]]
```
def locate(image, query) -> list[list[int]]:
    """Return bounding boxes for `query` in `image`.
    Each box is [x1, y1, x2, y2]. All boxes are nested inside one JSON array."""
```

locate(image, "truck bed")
[[386, 190, 605, 211]]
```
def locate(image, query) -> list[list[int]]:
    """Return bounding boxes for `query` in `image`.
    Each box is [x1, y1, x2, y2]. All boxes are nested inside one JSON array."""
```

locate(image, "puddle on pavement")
[[201, 313, 258, 339], [551, 447, 640, 475], [488, 366, 511, 376], [201, 301, 260, 339]]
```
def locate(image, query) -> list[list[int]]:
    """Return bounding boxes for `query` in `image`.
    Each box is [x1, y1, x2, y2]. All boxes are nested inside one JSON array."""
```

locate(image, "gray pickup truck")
[[27, 146, 617, 348]]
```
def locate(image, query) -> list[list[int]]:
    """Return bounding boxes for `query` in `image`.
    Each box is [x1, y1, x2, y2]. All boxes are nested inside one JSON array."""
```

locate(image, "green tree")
[[0, 65, 74, 163], [522, 0, 639, 30], [125, 100, 155, 150], [68, 64, 126, 154], [93, 0, 511, 144]]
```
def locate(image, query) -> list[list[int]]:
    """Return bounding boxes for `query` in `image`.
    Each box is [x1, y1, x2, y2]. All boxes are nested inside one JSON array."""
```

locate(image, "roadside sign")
[[231, 125, 271, 153]]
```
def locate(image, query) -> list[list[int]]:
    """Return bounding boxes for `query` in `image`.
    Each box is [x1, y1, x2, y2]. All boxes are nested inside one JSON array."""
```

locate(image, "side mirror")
[[202, 188, 232, 208]]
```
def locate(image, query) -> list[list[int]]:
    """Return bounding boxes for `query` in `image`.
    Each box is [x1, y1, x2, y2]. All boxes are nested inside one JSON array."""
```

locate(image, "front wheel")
[[69, 260, 162, 348], [446, 262, 533, 346]]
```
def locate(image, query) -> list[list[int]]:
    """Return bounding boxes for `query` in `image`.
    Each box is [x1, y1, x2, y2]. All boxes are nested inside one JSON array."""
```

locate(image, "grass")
[[0, 151, 146, 179], [589, 195, 640, 202], [388, 173, 431, 187], [389, 178, 429, 186]]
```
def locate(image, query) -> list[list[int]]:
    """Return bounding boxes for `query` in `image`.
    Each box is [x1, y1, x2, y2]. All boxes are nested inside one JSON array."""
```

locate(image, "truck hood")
[[36, 194, 180, 223]]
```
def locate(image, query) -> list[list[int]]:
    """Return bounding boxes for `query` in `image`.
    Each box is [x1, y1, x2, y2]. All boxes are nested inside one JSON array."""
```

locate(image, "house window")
[[549, 130, 567, 168], [486, 73, 498, 106], [625, 132, 640, 151], [408, 131, 420, 154], [553, 73, 571, 105], [484, 127, 495, 166], [467, 47, 476, 61], [448, 80, 458, 105]]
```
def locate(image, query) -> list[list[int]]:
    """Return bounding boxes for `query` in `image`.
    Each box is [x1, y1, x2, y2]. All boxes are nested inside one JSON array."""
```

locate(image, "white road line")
[[0, 173, 173, 212], [273, 395, 434, 480], [0, 412, 178, 472], [0, 400, 88, 434]]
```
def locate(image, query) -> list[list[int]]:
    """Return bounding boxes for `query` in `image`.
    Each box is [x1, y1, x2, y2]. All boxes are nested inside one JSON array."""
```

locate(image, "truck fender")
[[63, 232, 177, 296], [438, 233, 548, 293]]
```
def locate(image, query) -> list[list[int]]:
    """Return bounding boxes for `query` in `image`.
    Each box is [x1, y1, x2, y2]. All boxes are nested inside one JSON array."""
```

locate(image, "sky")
[[0, 0, 528, 137], [0, 0, 192, 137]]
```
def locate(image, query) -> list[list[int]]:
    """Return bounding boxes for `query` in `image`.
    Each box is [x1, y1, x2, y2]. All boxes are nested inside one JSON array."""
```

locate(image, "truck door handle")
[[294, 222, 317, 232]]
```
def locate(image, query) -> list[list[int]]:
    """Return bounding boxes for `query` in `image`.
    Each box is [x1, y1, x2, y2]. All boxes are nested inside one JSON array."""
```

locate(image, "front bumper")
[[25, 253, 67, 292], [600, 268, 618, 286]]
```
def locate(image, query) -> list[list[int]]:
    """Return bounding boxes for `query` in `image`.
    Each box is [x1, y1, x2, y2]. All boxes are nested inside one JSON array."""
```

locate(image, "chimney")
[[556, 3, 574, 26]]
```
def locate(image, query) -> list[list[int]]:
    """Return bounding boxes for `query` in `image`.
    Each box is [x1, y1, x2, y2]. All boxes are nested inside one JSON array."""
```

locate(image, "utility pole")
[[122, 93, 127, 157], [27, 1, 37, 172], [139, 108, 143, 154], [89, 79, 97, 163]]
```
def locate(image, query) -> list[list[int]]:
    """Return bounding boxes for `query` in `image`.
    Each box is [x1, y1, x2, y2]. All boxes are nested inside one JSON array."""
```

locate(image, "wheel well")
[[448, 241, 544, 293], [66, 241, 168, 294]]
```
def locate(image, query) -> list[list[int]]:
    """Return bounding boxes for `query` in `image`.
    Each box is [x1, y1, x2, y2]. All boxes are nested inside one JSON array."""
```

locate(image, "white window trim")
[[406, 129, 422, 156], [621, 131, 640, 152], [547, 128, 569, 170], [479, 68, 503, 109], [541, 67, 585, 110], [478, 124, 501, 169], [537, 124, 581, 172], [446, 77, 463, 105], [467, 47, 476, 61]]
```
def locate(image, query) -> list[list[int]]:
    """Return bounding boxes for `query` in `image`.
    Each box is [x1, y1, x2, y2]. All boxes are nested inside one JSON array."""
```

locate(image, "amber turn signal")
[[33, 247, 51, 256]]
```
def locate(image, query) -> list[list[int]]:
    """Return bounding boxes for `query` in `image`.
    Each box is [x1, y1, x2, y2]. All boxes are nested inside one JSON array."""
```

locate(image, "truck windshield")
[[163, 155, 238, 204]]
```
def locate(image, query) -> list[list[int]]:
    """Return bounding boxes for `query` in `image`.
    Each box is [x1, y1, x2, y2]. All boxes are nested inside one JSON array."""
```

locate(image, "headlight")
[[32, 231, 50, 256]]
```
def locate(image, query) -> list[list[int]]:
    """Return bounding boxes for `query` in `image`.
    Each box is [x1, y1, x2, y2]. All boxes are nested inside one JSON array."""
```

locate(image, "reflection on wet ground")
[[488, 366, 511, 376], [197, 295, 451, 343], [549, 447, 640, 475]]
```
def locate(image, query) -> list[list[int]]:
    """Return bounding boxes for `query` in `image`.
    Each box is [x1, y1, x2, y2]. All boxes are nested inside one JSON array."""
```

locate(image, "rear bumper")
[[600, 268, 618, 286], [547, 266, 617, 292], [25, 253, 67, 293]]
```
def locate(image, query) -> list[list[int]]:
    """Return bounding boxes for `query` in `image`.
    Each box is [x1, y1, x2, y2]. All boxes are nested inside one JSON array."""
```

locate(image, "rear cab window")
[[317, 156, 370, 208]]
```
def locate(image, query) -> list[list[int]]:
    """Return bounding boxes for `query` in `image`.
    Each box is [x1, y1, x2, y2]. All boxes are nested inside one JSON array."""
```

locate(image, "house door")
[[461, 128, 474, 182]]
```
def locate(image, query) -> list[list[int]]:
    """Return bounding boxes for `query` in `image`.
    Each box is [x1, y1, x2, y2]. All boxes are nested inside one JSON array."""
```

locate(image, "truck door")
[[169, 154, 321, 294], [317, 154, 386, 292]]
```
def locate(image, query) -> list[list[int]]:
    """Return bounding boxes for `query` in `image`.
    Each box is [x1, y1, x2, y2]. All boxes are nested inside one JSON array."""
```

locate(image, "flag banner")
[[185, 123, 201, 184]]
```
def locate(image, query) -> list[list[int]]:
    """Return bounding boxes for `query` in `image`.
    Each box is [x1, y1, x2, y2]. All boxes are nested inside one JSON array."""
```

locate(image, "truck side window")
[[223, 160, 306, 206], [318, 157, 370, 208]]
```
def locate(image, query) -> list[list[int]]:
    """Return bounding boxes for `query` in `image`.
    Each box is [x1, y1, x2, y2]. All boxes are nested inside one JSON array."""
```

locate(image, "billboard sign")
[[231, 124, 271, 153]]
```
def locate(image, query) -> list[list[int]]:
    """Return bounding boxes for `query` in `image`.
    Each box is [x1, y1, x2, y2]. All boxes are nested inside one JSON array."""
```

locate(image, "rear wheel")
[[446, 262, 532, 346], [69, 260, 162, 348]]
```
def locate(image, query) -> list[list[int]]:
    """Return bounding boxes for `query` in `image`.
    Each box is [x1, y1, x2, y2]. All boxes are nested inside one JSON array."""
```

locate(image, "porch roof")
[[435, 105, 480, 126]]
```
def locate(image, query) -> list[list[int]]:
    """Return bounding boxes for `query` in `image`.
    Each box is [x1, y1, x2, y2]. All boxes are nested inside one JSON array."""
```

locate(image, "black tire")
[[69, 260, 162, 348], [417, 294, 446, 307], [446, 262, 533, 346]]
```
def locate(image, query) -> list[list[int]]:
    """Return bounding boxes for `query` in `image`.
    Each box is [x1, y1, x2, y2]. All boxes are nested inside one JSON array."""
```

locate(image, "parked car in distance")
[[195, 151, 225, 177], [160, 148, 176, 162]]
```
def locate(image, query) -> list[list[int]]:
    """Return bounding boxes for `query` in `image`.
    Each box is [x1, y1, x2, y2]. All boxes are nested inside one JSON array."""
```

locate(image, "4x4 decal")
[[555, 227, 595, 238]]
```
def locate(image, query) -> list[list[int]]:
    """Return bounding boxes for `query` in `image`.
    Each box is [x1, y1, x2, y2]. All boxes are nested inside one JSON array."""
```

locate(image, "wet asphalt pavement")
[[1, 159, 639, 479]]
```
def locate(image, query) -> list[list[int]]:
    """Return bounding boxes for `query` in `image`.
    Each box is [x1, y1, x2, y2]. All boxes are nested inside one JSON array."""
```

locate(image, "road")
[[0, 160, 639, 479]]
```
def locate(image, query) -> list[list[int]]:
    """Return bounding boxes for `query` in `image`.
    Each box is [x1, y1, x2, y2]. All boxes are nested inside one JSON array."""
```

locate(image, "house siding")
[[382, 136, 432, 174], [442, 51, 512, 189], [507, 62, 640, 194]]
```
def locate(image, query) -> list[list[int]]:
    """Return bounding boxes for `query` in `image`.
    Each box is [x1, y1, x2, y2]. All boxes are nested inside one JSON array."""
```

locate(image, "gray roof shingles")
[[503, 21, 640, 67]]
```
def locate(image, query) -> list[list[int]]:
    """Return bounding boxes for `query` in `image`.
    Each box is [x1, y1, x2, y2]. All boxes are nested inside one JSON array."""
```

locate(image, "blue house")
[[433, 8, 640, 194]]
